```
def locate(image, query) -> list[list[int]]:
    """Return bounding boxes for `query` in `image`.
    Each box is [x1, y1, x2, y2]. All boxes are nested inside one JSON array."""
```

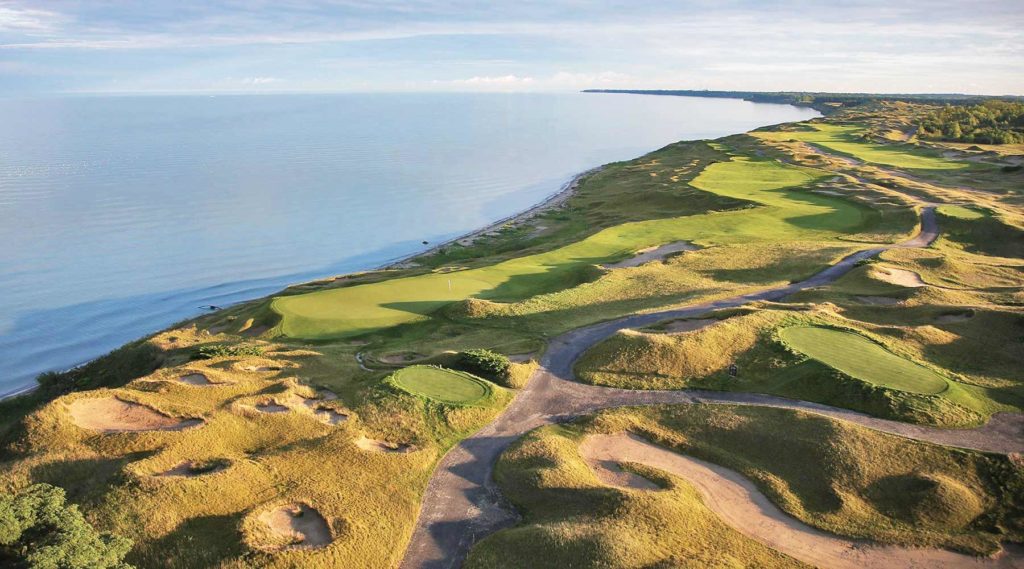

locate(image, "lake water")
[[0, 92, 817, 396]]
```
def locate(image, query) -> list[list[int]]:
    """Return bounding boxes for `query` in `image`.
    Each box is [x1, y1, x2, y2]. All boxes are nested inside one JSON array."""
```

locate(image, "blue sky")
[[1, 1, 1022, 95]]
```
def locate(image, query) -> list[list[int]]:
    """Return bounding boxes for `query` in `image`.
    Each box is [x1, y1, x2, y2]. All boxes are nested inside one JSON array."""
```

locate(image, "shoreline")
[[380, 166, 602, 270], [0, 166, 601, 403]]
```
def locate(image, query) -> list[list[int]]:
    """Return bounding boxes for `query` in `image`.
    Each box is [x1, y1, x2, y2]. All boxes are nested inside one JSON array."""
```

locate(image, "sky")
[[1, 1, 1022, 95]]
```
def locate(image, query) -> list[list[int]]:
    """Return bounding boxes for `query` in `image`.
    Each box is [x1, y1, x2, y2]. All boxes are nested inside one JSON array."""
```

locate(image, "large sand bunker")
[[256, 503, 332, 550], [177, 372, 213, 386], [68, 397, 202, 433], [355, 435, 414, 454], [579, 433, 1013, 569], [603, 241, 697, 269], [873, 265, 927, 288]]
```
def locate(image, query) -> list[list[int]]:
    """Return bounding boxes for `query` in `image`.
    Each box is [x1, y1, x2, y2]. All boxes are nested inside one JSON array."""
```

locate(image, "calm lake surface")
[[0, 92, 817, 396]]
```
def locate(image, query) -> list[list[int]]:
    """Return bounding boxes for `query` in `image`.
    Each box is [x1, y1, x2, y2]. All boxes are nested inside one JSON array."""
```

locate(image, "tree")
[[0, 484, 134, 569]]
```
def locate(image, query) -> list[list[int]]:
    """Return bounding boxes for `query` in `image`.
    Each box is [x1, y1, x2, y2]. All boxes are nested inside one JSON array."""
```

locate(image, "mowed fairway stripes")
[[779, 326, 948, 395], [272, 154, 876, 339]]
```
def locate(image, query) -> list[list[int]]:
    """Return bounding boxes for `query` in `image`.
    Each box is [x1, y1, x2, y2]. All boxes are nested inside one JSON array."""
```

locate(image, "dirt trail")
[[579, 433, 1021, 569], [398, 207, 1024, 569]]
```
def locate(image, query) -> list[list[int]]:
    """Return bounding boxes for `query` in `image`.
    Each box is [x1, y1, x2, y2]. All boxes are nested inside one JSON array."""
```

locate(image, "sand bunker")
[[255, 401, 289, 413], [157, 460, 229, 478], [657, 318, 718, 334], [256, 503, 332, 550], [579, 433, 1007, 569], [603, 241, 698, 269], [378, 352, 425, 364], [355, 435, 414, 454], [177, 373, 213, 386], [243, 365, 283, 372], [68, 397, 202, 433], [873, 266, 927, 288], [298, 397, 349, 426], [578, 441, 659, 490]]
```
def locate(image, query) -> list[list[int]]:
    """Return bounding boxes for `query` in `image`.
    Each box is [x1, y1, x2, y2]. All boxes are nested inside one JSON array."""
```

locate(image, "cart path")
[[580, 433, 1023, 569], [399, 206, 1024, 569]]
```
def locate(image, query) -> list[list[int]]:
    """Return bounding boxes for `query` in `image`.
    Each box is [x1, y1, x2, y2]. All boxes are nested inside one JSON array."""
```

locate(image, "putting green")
[[937, 205, 986, 220], [755, 124, 968, 171], [390, 366, 491, 404], [272, 153, 885, 339], [779, 326, 947, 395]]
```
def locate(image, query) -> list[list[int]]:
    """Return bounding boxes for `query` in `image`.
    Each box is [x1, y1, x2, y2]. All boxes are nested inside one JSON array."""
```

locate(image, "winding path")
[[580, 433, 1023, 569], [398, 206, 1024, 569]]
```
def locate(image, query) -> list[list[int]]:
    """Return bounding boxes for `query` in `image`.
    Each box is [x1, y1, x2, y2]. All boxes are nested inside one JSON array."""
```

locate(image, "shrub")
[[455, 350, 511, 382], [192, 344, 265, 360], [0, 484, 134, 569]]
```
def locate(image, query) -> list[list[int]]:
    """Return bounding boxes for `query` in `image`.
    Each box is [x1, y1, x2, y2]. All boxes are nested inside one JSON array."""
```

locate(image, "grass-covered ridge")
[[467, 405, 1024, 567]]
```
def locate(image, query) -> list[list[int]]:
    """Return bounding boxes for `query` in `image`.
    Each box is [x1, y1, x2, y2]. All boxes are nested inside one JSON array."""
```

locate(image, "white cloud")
[[452, 74, 534, 85], [240, 76, 280, 85], [0, 3, 64, 34]]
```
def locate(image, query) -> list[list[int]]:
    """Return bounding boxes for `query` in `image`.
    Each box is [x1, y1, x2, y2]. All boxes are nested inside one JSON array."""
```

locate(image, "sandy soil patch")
[[579, 433, 1009, 569], [257, 503, 332, 550], [815, 189, 845, 196], [177, 372, 213, 386], [603, 241, 698, 269], [243, 365, 283, 372], [157, 460, 229, 478], [873, 265, 927, 288], [68, 397, 202, 433], [508, 353, 535, 363], [854, 296, 901, 306], [657, 318, 718, 334], [355, 435, 414, 454]]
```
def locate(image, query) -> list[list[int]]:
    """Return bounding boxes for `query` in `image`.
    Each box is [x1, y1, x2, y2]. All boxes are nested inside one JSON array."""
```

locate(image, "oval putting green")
[[937, 205, 986, 220], [391, 366, 491, 404], [779, 326, 947, 395]]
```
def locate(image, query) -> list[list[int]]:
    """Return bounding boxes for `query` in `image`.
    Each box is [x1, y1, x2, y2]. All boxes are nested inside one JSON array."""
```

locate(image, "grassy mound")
[[778, 326, 948, 395], [465, 425, 804, 569], [468, 405, 1024, 564], [389, 366, 491, 404], [868, 473, 986, 530]]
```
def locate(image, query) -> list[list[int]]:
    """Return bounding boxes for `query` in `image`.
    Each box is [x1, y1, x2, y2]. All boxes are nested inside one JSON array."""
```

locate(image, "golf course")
[[2, 98, 1022, 569]]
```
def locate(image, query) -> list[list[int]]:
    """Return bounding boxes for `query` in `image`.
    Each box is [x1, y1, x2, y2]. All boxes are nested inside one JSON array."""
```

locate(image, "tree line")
[[917, 100, 1024, 144]]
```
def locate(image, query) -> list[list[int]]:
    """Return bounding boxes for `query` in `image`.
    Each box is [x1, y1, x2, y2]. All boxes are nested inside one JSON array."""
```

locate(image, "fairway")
[[755, 124, 968, 170], [271, 153, 879, 339], [779, 326, 948, 395], [390, 366, 491, 404]]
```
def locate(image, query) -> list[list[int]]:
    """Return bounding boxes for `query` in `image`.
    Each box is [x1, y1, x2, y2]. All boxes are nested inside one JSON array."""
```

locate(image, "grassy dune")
[[0, 333, 511, 569], [272, 152, 891, 339], [468, 405, 1023, 566]]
